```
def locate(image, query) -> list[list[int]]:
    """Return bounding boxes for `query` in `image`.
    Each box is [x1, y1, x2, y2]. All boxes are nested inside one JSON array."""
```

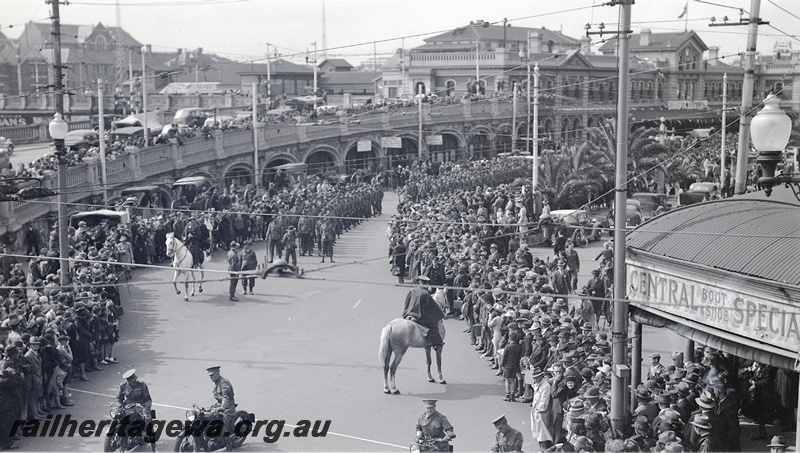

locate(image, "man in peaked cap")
[[227, 241, 242, 301], [647, 352, 665, 380], [208, 366, 237, 451], [414, 399, 455, 452], [117, 369, 152, 424], [491, 414, 524, 452]]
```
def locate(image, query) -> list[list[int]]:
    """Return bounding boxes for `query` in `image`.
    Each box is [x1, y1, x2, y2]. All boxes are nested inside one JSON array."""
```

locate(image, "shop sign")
[[427, 135, 443, 145], [667, 100, 708, 110], [381, 137, 402, 148], [627, 262, 800, 352], [357, 140, 372, 152]]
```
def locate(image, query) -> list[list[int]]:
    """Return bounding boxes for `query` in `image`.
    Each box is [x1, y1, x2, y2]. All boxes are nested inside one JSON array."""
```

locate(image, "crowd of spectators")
[[387, 158, 792, 452]]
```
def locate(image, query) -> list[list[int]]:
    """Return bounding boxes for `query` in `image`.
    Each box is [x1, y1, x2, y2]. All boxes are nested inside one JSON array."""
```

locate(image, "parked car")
[[108, 185, 173, 218], [70, 209, 130, 228], [109, 126, 145, 142], [631, 192, 672, 219], [688, 182, 720, 199], [64, 129, 100, 151], [549, 209, 606, 246], [625, 199, 644, 227], [0, 136, 13, 155]]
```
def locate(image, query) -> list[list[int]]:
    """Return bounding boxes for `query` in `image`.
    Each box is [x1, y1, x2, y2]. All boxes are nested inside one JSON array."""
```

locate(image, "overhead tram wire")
[[6, 249, 800, 316]]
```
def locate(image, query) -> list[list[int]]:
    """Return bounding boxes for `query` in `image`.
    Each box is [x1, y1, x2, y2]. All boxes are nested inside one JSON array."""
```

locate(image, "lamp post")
[[751, 94, 794, 196], [49, 113, 70, 285]]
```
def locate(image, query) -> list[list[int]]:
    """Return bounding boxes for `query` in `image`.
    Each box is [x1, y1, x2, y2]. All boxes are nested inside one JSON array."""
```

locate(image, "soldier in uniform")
[[282, 226, 298, 267], [239, 240, 257, 295], [117, 369, 152, 424], [184, 213, 210, 267], [491, 414, 524, 452], [297, 211, 315, 256], [207, 366, 236, 452], [227, 242, 242, 301], [265, 212, 284, 263], [320, 217, 336, 263], [414, 399, 455, 452]]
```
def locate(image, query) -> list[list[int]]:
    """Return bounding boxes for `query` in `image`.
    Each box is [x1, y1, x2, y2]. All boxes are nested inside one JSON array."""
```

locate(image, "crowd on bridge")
[[387, 159, 793, 452]]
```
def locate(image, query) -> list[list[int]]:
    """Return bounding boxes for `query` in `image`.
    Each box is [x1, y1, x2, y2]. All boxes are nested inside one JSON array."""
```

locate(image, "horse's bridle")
[[167, 236, 189, 258]]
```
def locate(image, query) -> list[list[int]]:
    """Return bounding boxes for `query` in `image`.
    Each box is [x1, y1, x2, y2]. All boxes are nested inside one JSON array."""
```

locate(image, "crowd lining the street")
[[388, 158, 796, 452]]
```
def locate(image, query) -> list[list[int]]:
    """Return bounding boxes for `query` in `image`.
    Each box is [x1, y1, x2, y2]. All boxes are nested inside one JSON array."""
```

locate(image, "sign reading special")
[[626, 262, 800, 352]]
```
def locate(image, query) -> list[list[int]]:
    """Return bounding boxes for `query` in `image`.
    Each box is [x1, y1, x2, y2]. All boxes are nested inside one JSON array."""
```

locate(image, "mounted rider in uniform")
[[183, 213, 210, 266], [402, 275, 445, 346]]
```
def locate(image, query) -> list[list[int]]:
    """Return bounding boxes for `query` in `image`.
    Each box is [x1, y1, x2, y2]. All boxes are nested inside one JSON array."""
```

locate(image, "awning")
[[630, 306, 798, 370]]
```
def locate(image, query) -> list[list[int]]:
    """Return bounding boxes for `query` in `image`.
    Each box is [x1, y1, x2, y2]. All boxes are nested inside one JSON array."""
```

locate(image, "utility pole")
[[98, 79, 107, 204], [533, 63, 539, 191], [709, 0, 768, 194], [611, 0, 633, 433], [265, 43, 272, 106], [253, 81, 259, 189], [401, 38, 406, 96], [50, 0, 70, 286], [141, 47, 149, 146], [313, 41, 318, 110], [475, 39, 480, 94], [512, 82, 518, 152], [658, 117, 666, 193], [128, 47, 134, 113], [721, 73, 728, 195], [525, 32, 532, 158], [418, 84, 423, 160]]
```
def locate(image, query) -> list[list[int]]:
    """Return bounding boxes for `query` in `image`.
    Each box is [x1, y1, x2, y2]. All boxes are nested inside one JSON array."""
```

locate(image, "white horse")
[[165, 233, 204, 300]]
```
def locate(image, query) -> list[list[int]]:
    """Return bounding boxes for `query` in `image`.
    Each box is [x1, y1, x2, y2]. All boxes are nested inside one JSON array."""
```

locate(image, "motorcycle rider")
[[207, 366, 236, 451], [414, 399, 455, 452], [117, 369, 152, 424]]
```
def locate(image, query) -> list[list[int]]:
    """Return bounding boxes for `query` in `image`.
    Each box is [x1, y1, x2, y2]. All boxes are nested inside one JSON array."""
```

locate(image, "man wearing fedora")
[[0, 344, 24, 450], [414, 399, 455, 452], [768, 435, 789, 453], [686, 413, 720, 451], [491, 414, 523, 452], [530, 366, 554, 450]]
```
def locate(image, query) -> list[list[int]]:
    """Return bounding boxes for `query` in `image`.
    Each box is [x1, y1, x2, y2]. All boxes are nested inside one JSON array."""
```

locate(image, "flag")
[[677, 2, 687, 18]]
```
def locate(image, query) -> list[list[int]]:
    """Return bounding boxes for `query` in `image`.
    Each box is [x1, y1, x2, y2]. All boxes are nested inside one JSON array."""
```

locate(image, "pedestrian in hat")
[[414, 399, 455, 452], [687, 413, 720, 451], [768, 435, 789, 453], [647, 353, 665, 380], [281, 225, 298, 267], [24, 336, 46, 420], [227, 241, 242, 301], [491, 414, 524, 453], [530, 367, 554, 449], [117, 369, 152, 424]]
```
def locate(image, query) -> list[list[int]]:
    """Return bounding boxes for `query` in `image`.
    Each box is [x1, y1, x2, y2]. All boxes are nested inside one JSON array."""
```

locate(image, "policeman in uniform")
[[491, 414, 524, 452], [117, 369, 152, 424], [207, 366, 236, 451], [414, 399, 455, 452]]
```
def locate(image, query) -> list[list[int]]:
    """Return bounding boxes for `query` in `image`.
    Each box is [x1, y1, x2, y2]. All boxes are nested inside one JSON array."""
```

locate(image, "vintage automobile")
[[65, 129, 100, 151], [0, 136, 13, 155], [171, 176, 215, 210], [108, 185, 173, 218], [631, 192, 672, 219], [679, 182, 720, 205], [70, 209, 130, 228], [526, 209, 605, 248]]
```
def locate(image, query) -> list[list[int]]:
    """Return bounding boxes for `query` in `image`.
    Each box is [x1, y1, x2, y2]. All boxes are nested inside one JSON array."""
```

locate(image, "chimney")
[[640, 29, 651, 47], [529, 32, 542, 53], [707, 46, 719, 64], [580, 37, 591, 54], [145, 44, 152, 54]]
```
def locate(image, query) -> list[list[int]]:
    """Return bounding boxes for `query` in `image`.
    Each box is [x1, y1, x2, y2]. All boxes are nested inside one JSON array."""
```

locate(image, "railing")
[[1, 102, 522, 235]]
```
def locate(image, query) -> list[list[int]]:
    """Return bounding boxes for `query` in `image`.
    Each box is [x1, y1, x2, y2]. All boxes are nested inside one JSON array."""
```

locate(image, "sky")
[[2, 0, 798, 67]]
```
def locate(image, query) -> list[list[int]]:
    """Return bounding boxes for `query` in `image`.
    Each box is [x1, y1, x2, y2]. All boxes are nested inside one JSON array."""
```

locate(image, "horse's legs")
[[198, 266, 204, 293], [434, 345, 446, 384], [425, 346, 435, 383], [189, 269, 195, 297], [389, 348, 406, 394], [172, 270, 181, 295]]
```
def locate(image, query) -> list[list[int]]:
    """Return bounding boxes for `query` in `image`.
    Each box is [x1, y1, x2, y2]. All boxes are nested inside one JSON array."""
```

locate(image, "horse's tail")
[[378, 323, 392, 366]]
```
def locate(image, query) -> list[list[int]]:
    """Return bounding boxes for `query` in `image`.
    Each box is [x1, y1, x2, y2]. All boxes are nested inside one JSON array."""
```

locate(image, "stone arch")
[[415, 81, 426, 95], [467, 126, 494, 160], [263, 154, 299, 187], [384, 133, 419, 168], [344, 139, 382, 173], [495, 124, 513, 155], [222, 162, 255, 190], [572, 118, 582, 142], [429, 128, 467, 162], [445, 79, 457, 97], [304, 145, 340, 175]]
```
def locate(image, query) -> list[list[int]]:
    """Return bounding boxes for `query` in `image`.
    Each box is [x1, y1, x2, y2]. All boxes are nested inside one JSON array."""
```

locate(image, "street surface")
[[16, 191, 729, 452]]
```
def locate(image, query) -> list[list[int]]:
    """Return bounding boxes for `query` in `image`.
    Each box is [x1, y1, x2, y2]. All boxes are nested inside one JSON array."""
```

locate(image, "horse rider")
[[117, 369, 152, 424], [402, 275, 445, 346], [184, 213, 210, 266], [207, 366, 236, 452], [414, 399, 455, 452]]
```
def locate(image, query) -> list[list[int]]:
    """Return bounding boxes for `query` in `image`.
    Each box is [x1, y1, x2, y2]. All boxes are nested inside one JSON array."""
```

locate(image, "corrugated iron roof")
[[627, 198, 800, 285]]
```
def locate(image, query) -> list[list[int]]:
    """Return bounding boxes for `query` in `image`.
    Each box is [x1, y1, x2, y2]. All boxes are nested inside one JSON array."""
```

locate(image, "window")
[[94, 36, 107, 51]]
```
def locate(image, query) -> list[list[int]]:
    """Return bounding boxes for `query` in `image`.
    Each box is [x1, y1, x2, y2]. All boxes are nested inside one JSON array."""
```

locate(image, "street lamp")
[[49, 112, 70, 285], [751, 94, 796, 198]]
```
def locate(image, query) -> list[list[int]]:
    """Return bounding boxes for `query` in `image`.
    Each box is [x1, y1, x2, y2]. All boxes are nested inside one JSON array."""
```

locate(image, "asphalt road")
[[16, 191, 704, 452]]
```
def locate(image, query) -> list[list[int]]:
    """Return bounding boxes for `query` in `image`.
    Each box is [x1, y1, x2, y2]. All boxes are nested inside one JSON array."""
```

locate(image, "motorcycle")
[[173, 403, 255, 452], [103, 403, 157, 452], [410, 435, 453, 453]]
